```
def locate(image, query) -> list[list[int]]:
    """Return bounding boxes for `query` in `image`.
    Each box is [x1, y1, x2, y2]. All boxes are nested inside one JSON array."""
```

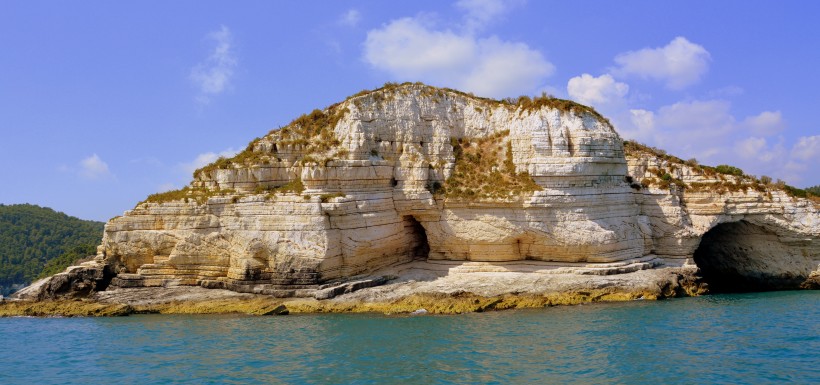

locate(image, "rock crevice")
[[14, 83, 819, 301]]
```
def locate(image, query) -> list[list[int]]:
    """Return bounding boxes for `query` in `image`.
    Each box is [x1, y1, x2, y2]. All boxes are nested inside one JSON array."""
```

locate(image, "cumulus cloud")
[[79, 154, 111, 179], [619, 109, 656, 142], [612, 37, 711, 90], [559, 38, 812, 184], [339, 9, 361, 27], [613, 98, 816, 184], [363, 17, 553, 98], [655, 100, 735, 138], [791, 135, 820, 161], [614, 99, 737, 161], [734, 137, 786, 164], [567, 74, 629, 107], [179, 148, 239, 175], [735, 137, 767, 158], [190, 26, 237, 104], [740, 111, 785, 136]]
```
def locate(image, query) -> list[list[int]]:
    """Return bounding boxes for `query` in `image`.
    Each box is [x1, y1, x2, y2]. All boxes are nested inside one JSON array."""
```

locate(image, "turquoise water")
[[1, 291, 818, 384]]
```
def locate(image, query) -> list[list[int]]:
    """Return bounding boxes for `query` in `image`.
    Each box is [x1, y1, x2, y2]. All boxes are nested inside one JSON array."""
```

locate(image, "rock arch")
[[692, 220, 816, 292]]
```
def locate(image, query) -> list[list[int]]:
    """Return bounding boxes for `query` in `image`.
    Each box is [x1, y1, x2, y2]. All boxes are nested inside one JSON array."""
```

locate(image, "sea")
[[1, 291, 817, 384]]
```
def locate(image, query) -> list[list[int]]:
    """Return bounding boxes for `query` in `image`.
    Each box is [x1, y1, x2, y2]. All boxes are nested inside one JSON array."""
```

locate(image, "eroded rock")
[[16, 83, 819, 301]]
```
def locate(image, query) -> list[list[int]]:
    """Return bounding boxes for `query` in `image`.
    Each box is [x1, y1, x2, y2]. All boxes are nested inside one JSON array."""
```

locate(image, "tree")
[[0, 204, 103, 296]]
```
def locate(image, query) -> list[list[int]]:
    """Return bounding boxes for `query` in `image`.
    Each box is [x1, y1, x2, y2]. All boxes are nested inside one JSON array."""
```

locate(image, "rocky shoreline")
[[1, 262, 709, 317], [5, 83, 816, 317]]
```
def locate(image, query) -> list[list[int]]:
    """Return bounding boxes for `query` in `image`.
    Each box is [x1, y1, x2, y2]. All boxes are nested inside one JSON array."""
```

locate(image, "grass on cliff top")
[[349, 82, 612, 126], [625, 140, 820, 203], [139, 176, 309, 206], [435, 129, 541, 199], [139, 186, 239, 205], [191, 82, 610, 182], [192, 107, 349, 180], [178, 82, 606, 205]]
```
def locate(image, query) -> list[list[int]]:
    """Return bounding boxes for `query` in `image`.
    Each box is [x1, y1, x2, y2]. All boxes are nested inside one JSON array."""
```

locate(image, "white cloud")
[[655, 100, 735, 139], [190, 26, 237, 104], [791, 135, 820, 161], [612, 37, 711, 90], [614, 99, 812, 184], [455, 0, 523, 33], [735, 137, 767, 159], [567, 73, 629, 107], [736, 137, 785, 163], [363, 17, 553, 98], [179, 148, 239, 175], [615, 100, 736, 162], [619, 108, 656, 142], [339, 9, 361, 27], [79, 154, 111, 179], [740, 111, 784, 136]]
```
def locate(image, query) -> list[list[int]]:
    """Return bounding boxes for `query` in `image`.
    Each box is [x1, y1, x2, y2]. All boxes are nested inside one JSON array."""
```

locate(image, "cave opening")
[[403, 215, 430, 260], [693, 220, 812, 293]]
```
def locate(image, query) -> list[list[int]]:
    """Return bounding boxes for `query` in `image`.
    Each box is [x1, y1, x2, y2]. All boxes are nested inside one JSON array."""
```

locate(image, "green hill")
[[0, 204, 104, 296]]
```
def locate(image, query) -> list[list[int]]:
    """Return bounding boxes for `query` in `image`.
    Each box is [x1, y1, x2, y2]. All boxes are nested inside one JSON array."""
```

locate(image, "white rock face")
[[625, 150, 819, 289], [95, 84, 818, 293]]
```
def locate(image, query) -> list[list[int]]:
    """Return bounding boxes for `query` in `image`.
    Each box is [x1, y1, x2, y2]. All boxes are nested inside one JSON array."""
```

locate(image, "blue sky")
[[1, 0, 818, 221]]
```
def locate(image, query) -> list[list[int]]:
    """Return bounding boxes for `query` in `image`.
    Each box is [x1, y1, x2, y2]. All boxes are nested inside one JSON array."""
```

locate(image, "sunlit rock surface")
[[14, 84, 819, 301]]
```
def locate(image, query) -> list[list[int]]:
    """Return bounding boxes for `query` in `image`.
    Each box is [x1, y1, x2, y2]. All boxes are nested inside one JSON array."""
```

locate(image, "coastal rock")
[[16, 83, 820, 302], [12, 262, 114, 300]]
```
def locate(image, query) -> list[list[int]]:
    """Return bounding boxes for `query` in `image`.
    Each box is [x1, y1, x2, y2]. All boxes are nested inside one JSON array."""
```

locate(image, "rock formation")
[[13, 83, 819, 302]]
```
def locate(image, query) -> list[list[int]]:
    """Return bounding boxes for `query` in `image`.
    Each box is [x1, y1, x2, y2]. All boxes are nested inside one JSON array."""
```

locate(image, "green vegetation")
[[0, 204, 103, 296], [37, 244, 97, 279], [714, 164, 744, 177], [777, 181, 819, 203], [193, 107, 349, 180], [319, 192, 346, 203], [641, 166, 687, 191], [272, 176, 305, 195], [436, 130, 541, 199], [501, 94, 612, 126], [348, 82, 612, 127], [182, 82, 612, 206], [143, 187, 195, 204], [141, 186, 237, 205], [623, 140, 686, 165], [623, 140, 819, 203]]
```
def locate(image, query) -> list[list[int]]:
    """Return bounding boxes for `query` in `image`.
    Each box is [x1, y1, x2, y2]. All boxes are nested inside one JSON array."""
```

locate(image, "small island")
[[4, 83, 818, 316]]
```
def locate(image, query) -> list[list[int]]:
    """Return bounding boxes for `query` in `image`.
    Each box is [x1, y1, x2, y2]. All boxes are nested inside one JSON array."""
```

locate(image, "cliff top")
[[139, 82, 818, 207], [191, 82, 611, 177]]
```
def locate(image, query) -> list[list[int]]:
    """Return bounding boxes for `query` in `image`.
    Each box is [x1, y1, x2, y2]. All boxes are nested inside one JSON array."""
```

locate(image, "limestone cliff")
[[14, 83, 819, 301]]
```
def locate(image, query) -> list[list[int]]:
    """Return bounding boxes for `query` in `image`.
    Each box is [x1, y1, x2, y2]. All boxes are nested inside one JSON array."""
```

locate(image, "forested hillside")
[[0, 204, 103, 296]]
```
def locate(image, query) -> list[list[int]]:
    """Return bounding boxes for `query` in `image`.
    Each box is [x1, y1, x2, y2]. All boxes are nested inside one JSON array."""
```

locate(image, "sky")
[[1, 0, 818, 221]]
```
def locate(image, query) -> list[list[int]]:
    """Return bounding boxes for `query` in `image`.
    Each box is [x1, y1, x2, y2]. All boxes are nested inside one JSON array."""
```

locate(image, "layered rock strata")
[[14, 83, 819, 301]]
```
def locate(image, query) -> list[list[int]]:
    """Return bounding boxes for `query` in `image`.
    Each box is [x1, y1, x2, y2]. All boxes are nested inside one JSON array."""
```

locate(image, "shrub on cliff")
[[715, 165, 744, 177]]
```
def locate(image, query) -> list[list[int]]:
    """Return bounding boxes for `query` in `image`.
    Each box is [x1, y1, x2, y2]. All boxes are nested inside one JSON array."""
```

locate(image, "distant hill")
[[0, 204, 103, 296]]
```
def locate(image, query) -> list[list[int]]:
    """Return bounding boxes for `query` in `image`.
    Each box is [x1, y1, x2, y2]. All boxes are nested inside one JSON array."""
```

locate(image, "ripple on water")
[[0, 291, 818, 384]]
